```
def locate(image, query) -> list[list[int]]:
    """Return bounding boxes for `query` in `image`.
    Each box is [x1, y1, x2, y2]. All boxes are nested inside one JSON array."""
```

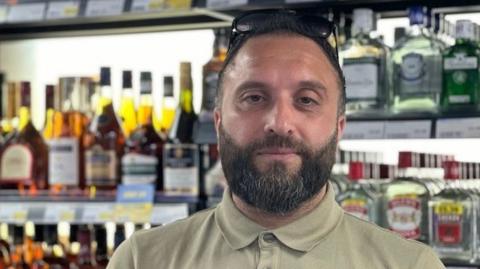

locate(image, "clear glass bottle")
[[336, 162, 379, 223], [156, 76, 176, 136], [429, 160, 477, 262], [441, 20, 480, 112], [340, 8, 390, 114], [391, 6, 443, 114], [382, 152, 433, 243]]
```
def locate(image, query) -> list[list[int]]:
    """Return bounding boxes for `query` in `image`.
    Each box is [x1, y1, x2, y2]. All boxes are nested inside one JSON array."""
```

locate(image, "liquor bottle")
[[164, 62, 199, 196], [441, 20, 480, 112], [113, 225, 125, 250], [0, 82, 49, 190], [42, 85, 58, 140], [391, 6, 443, 114], [2, 82, 20, 144], [193, 28, 228, 144], [340, 8, 390, 114], [84, 67, 125, 190], [66, 224, 80, 269], [0, 73, 4, 140], [119, 70, 137, 138], [157, 76, 176, 135], [93, 225, 108, 268], [382, 152, 433, 242], [429, 161, 477, 262], [76, 225, 94, 269], [48, 78, 90, 191], [336, 162, 379, 223], [9, 225, 27, 269], [122, 71, 164, 188]]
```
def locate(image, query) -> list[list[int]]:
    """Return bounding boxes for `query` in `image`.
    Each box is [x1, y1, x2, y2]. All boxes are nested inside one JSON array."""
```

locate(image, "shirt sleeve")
[[107, 237, 136, 269], [410, 247, 446, 269]]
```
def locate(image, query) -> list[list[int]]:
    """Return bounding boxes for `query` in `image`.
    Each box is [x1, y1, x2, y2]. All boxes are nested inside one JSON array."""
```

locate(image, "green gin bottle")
[[441, 20, 480, 112]]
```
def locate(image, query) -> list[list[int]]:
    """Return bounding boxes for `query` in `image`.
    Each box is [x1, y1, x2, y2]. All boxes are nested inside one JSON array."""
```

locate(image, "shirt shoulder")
[[337, 214, 445, 269], [107, 207, 218, 269]]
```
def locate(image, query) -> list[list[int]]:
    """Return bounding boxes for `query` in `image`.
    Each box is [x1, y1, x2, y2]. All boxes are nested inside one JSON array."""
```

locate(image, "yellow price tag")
[[148, 0, 164, 9], [64, 6, 79, 16], [435, 202, 464, 216]]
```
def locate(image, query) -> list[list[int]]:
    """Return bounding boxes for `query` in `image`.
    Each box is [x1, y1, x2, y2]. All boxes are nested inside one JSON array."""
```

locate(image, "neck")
[[231, 185, 327, 229]]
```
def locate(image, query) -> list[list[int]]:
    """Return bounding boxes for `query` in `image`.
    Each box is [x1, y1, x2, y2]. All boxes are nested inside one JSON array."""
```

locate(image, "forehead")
[[223, 34, 339, 93]]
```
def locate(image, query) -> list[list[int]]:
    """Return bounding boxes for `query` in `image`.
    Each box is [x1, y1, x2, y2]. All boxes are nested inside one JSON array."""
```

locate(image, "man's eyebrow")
[[297, 80, 327, 92], [235, 81, 270, 94]]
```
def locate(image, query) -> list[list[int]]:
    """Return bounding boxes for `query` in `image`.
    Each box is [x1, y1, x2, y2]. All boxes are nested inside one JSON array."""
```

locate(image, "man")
[[108, 10, 445, 268]]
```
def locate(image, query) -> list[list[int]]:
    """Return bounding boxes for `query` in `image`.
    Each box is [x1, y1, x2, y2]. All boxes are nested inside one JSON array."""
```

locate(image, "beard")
[[218, 124, 338, 215]]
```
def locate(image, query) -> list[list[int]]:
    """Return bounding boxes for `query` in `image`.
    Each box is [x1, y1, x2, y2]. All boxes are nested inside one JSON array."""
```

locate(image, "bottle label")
[[203, 72, 219, 112], [340, 198, 370, 221], [122, 153, 158, 185], [444, 55, 478, 70], [85, 145, 117, 186], [164, 144, 199, 195], [0, 144, 33, 181], [48, 138, 80, 186], [400, 53, 425, 82], [434, 202, 464, 245], [387, 195, 422, 239], [343, 57, 379, 99]]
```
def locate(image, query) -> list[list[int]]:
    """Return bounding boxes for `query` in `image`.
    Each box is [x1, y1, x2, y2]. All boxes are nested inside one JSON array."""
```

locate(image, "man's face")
[[214, 34, 345, 214]]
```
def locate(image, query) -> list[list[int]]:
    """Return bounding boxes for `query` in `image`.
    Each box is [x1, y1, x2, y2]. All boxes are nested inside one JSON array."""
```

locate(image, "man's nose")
[[263, 100, 296, 137]]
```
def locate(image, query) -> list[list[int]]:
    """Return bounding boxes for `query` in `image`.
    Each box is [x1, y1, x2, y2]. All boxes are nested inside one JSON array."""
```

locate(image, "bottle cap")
[[408, 6, 427, 26], [140, 71, 152, 94], [100, 67, 111, 86], [455, 20, 475, 40], [122, 70, 133, 89], [398, 151, 413, 168], [20, 81, 31, 107], [352, 8, 375, 36], [34, 225, 45, 242], [180, 62, 191, 74], [443, 160, 460, 180], [348, 162, 363, 181], [163, 76, 174, 97], [45, 85, 55, 109]]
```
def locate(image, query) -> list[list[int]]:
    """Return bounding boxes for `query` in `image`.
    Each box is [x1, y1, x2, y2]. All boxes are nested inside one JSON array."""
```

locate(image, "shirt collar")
[[214, 182, 344, 252]]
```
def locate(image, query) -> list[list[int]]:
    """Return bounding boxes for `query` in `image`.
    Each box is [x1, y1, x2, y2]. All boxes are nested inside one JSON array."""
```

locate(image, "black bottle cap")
[[34, 224, 45, 242], [20, 81, 31, 107], [44, 224, 58, 245], [163, 76, 174, 97], [100, 67, 111, 86], [69, 224, 79, 243], [140, 71, 152, 94], [122, 70, 132, 89], [13, 225, 24, 245]]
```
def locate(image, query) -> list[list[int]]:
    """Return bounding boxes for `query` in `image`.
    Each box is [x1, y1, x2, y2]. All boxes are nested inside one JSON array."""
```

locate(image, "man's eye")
[[297, 97, 317, 105], [245, 95, 264, 103]]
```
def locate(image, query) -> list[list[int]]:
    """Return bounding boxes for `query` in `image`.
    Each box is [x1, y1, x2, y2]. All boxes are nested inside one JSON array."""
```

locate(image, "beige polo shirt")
[[107, 184, 445, 269]]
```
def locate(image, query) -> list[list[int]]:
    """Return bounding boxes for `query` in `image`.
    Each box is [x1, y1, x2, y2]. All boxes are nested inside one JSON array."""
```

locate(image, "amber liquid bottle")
[[156, 76, 176, 136], [84, 67, 125, 190], [0, 82, 49, 190], [119, 70, 137, 138], [122, 72, 164, 189]]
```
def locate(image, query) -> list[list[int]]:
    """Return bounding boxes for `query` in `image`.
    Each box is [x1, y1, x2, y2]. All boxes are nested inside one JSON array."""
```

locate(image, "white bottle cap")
[[455, 20, 475, 40], [352, 8, 375, 36]]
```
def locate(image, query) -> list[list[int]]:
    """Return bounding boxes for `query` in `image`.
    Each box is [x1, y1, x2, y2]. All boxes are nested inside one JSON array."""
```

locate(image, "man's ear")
[[336, 114, 346, 143], [214, 107, 221, 151]]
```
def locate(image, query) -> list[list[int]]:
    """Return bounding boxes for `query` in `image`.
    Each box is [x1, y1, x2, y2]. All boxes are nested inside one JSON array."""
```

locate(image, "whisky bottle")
[[122, 71, 164, 188], [441, 20, 480, 112], [113, 225, 125, 250], [42, 85, 58, 140], [157, 76, 176, 135], [429, 160, 476, 262], [2, 82, 20, 142], [84, 67, 125, 190], [48, 78, 90, 190], [119, 70, 137, 138], [164, 62, 199, 196], [76, 225, 94, 269], [0, 82, 49, 190], [193, 28, 228, 144], [93, 225, 108, 268], [340, 9, 390, 115]]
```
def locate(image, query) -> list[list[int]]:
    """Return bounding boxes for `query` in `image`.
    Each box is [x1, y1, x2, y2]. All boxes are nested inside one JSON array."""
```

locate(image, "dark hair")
[[216, 12, 346, 115]]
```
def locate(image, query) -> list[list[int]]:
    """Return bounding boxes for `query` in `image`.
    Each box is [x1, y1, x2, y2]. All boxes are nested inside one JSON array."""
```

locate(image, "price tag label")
[[46, 1, 80, 19], [81, 203, 114, 223], [44, 204, 76, 223], [7, 3, 46, 23], [0, 204, 29, 223], [342, 121, 385, 140], [0, 5, 8, 23], [436, 118, 480, 138], [85, 0, 125, 17], [150, 204, 188, 224], [206, 0, 247, 9], [385, 120, 432, 139], [131, 0, 165, 12]]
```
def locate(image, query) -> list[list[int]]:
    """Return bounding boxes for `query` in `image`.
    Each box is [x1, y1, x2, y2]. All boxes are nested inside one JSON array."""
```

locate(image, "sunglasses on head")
[[228, 9, 339, 59]]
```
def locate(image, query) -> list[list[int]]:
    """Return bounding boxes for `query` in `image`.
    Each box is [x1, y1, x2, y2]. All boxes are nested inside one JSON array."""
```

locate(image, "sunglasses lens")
[[236, 13, 271, 33], [299, 15, 333, 37]]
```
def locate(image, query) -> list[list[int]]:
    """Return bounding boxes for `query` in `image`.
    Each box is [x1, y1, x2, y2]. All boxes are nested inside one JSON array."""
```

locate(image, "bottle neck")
[[138, 93, 153, 126], [179, 75, 193, 113], [96, 85, 113, 115], [18, 106, 31, 131]]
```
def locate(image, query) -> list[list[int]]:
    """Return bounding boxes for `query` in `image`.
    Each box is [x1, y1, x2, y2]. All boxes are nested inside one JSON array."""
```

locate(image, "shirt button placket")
[[257, 233, 278, 269]]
